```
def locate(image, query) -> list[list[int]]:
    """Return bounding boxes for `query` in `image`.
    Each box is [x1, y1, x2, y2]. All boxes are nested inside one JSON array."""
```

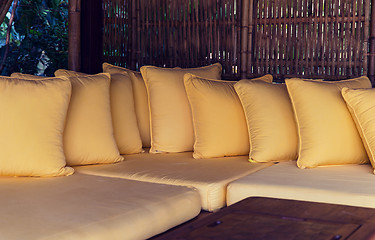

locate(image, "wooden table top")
[[152, 197, 375, 240]]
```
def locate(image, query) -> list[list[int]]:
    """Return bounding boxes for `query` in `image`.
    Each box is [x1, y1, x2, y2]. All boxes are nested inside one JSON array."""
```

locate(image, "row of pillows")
[[100, 63, 374, 172], [6, 62, 375, 177], [5, 63, 223, 177], [102, 64, 375, 173], [2, 72, 127, 177], [182, 73, 372, 171]]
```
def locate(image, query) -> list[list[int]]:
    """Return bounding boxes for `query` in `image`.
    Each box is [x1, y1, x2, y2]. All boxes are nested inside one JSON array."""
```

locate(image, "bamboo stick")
[[240, 0, 250, 78], [369, 0, 375, 85], [68, 0, 81, 71]]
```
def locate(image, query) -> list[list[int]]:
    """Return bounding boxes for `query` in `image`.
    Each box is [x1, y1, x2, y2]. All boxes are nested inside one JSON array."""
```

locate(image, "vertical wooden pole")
[[68, 0, 81, 72], [240, 0, 250, 79], [131, 1, 137, 69], [246, 0, 255, 78], [369, 0, 375, 86], [81, 0, 103, 74]]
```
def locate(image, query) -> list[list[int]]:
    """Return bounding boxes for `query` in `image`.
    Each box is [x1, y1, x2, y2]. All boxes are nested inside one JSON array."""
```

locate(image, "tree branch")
[[0, 0, 18, 74], [0, 0, 13, 25]]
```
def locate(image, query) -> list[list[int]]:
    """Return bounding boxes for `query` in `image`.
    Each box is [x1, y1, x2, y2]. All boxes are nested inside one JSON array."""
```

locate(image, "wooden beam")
[[68, 0, 81, 72]]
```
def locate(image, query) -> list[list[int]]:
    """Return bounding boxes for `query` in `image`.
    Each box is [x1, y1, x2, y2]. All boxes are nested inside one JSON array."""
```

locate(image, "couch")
[[3, 63, 375, 240]]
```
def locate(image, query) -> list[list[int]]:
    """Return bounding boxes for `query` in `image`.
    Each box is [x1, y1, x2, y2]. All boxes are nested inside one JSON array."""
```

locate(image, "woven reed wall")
[[103, 0, 131, 69], [103, 0, 240, 79], [243, 0, 370, 81], [103, 0, 372, 81]]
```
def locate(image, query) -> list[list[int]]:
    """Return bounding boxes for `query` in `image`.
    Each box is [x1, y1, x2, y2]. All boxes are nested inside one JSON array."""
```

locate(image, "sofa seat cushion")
[[227, 161, 375, 209], [0, 173, 201, 240], [75, 151, 272, 211]]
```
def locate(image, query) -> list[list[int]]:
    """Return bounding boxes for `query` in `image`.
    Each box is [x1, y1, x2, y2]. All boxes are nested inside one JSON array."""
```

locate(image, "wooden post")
[[246, 0, 255, 78], [81, 0, 103, 74], [369, 0, 375, 86], [131, 1, 137, 70], [68, 0, 81, 72], [240, 0, 255, 79], [240, 0, 250, 79]]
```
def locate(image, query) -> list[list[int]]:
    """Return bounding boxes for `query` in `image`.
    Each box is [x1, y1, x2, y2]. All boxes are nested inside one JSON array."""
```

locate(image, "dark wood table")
[[152, 197, 375, 240]]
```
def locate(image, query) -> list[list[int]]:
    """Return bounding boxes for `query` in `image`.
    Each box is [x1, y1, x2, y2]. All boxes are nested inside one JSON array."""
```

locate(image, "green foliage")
[[0, 0, 68, 76]]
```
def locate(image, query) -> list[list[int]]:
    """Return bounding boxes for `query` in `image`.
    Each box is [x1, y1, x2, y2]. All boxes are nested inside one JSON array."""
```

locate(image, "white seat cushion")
[[0, 173, 200, 240], [227, 161, 375, 209], [75, 151, 272, 211]]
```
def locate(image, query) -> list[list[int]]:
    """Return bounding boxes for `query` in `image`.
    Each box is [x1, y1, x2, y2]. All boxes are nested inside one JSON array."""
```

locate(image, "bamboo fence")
[[103, 0, 240, 79], [245, 0, 370, 81], [102, 0, 373, 82]]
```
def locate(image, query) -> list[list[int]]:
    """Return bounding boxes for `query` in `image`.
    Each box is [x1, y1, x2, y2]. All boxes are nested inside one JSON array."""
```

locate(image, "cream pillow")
[[342, 87, 375, 174], [0, 76, 74, 176], [110, 73, 143, 154], [55, 69, 143, 155], [54, 69, 88, 77], [141, 63, 222, 153], [102, 63, 151, 147], [54, 72, 124, 165], [234, 80, 298, 162], [10, 73, 47, 79], [184, 74, 272, 158], [285, 77, 371, 168]]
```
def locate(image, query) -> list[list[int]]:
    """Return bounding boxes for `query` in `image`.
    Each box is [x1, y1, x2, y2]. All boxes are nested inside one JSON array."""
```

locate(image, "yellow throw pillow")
[[342, 87, 375, 174], [103, 63, 151, 147], [234, 80, 298, 162], [285, 77, 371, 168], [55, 73, 124, 165], [10, 73, 47, 79], [55, 69, 143, 155], [141, 63, 222, 153], [184, 74, 272, 158], [0, 76, 74, 177], [110, 73, 143, 154], [55, 69, 89, 77]]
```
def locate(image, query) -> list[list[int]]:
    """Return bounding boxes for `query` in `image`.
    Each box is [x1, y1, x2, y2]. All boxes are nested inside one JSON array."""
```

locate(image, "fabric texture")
[[141, 63, 222, 153], [0, 173, 201, 240], [109, 73, 143, 154], [234, 80, 298, 163], [55, 69, 88, 77], [184, 74, 272, 158], [342, 87, 375, 174], [55, 69, 143, 155], [75, 150, 273, 211], [0, 76, 73, 176], [227, 161, 375, 209], [285, 77, 371, 168], [54, 72, 123, 165], [10, 72, 47, 79], [102, 62, 151, 147]]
